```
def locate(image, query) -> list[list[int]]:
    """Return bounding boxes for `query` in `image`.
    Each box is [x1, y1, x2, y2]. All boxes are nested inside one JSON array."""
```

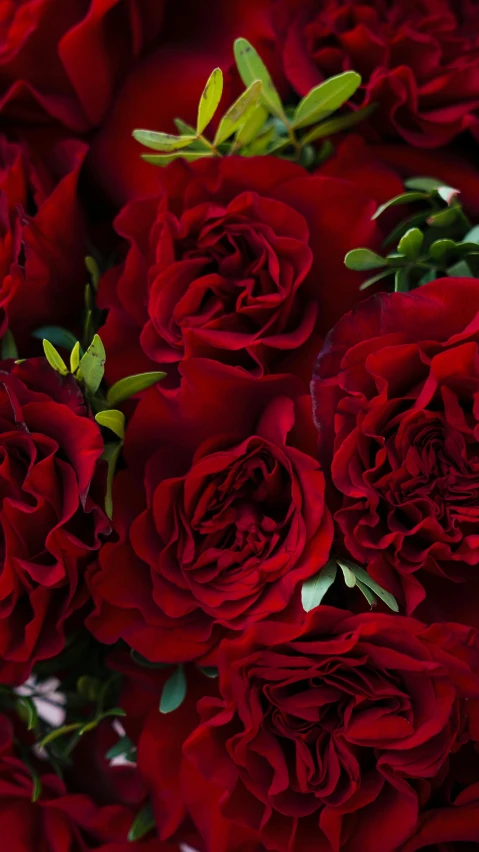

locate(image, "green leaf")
[[101, 442, 122, 520], [106, 371, 166, 406], [198, 666, 219, 678], [345, 248, 388, 271], [77, 675, 101, 701], [85, 256, 101, 291], [16, 697, 38, 731], [106, 734, 136, 761], [418, 269, 437, 286], [128, 801, 156, 842], [77, 334, 105, 395], [426, 207, 459, 228], [214, 79, 263, 146], [301, 560, 337, 612], [130, 649, 169, 669], [394, 268, 410, 292], [160, 665, 187, 714], [38, 722, 83, 750], [337, 559, 357, 588], [355, 578, 377, 608], [351, 566, 399, 612], [33, 326, 78, 352], [70, 341, 81, 373], [31, 773, 42, 803], [234, 37, 284, 118], [447, 259, 474, 277], [235, 103, 268, 147], [429, 239, 457, 261], [292, 71, 361, 129], [132, 129, 197, 152], [1, 329, 17, 360], [141, 150, 212, 166], [464, 225, 479, 244], [372, 192, 429, 221], [302, 103, 375, 145], [78, 708, 126, 736], [197, 67, 223, 134], [397, 228, 424, 260], [43, 339, 69, 376], [404, 177, 444, 192], [436, 185, 459, 205], [95, 409, 125, 440], [359, 269, 393, 291]]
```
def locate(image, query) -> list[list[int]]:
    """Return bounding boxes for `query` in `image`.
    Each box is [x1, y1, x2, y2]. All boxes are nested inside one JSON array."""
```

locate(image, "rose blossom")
[[98, 156, 388, 386], [311, 277, 479, 614], [87, 359, 332, 662], [0, 357, 109, 684], [184, 608, 479, 852], [275, 0, 479, 146]]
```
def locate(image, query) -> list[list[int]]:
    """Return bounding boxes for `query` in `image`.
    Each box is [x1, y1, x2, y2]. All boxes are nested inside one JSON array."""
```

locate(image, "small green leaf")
[[70, 341, 81, 373], [198, 666, 219, 678], [77, 675, 101, 701], [464, 225, 479, 244], [427, 207, 459, 228], [234, 37, 284, 118], [292, 71, 361, 129], [404, 177, 444, 192], [106, 371, 166, 406], [302, 103, 375, 145], [235, 103, 268, 147], [394, 268, 410, 292], [447, 259, 474, 277], [352, 566, 399, 612], [345, 248, 388, 271], [101, 442, 122, 520], [359, 269, 393, 291], [383, 211, 431, 248], [429, 239, 457, 261], [1, 329, 17, 360], [372, 192, 429, 221], [214, 79, 263, 146], [397, 228, 424, 260], [106, 734, 136, 761], [33, 326, 78, 352], [337, 559, 357, 588], [197, 67, 223, 135], [301, 560, 337, 612], [95, 410, 125, 440], [355, 579, 377, 608], [85, 256, 101, 291], [160, 665, 186, 714], [31, 773, 42, 803], [132, 129, 197, 152], [128, 801, 156, 842], [43, 339, 69, 376], [38, 722, 83, 750], [436, 185, 459, 205], [141, 150, 212, 166], [77, 334, 105, 395], [16, 697, 38, 731]]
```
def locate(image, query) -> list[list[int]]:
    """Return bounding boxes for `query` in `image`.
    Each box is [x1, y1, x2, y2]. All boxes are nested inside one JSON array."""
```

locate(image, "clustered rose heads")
[[0, 2, 479, 852]]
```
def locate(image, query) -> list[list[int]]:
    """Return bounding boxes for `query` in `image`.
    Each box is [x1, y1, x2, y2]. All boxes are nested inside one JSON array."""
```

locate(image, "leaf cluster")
[[133, 38, 372, 169], [302, 557, 399, 613], [345, 178, 479, 293]]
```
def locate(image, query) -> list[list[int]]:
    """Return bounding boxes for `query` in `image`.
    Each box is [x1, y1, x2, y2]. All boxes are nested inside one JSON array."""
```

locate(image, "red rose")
[[112, 653, 261, 850], [311, 278, 479, 615], [0, 133, 89, 351], [275, 0, 479, 146], [87, 359, 332, 662], [98, 156, 383, 386], [0, 357, 109, 684], [0, 0, 165, 132], [184, 609, 479, 852]]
